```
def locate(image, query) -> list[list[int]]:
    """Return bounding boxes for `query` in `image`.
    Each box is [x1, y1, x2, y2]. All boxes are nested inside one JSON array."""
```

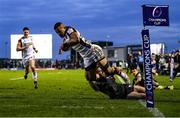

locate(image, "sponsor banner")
[[141, 29, 154, 108], [142, 4, 169, 26]]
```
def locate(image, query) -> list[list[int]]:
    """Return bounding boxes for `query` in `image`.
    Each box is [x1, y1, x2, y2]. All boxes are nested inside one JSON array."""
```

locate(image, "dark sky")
[[0, 0, 179, 59]]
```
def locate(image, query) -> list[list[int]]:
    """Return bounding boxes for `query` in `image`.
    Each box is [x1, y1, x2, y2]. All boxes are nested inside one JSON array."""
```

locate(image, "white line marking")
[[47, 72, 62, 75], [10, 77, 24, 80], [138, 99, 165, 117], [2, 104, 105, 109]]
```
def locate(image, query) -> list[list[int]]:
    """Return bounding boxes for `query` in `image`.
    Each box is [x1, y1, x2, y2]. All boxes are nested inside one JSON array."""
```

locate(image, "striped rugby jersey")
[[63, 26, 104, 68], [21, 36, 35, 59]]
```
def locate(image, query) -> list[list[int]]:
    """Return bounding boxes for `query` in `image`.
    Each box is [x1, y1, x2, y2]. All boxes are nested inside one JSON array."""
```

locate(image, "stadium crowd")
[[0, 49, 179, 75], [0, 59, 80, 69], [126, 49, 180, 76]]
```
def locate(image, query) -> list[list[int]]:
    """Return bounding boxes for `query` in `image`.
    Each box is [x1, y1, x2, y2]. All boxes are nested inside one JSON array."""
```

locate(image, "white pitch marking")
[[10, 77, 24, 80], [138, 99, 165, 117], [47, 72, 62, 75], [2, 104, 105, 109], [58, 105, 104, 109]]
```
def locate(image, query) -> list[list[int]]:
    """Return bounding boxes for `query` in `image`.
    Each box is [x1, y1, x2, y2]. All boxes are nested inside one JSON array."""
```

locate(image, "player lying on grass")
[[94, 68, 145, 99], [54, 22, 130, 91], [131, 67, 164, 90]]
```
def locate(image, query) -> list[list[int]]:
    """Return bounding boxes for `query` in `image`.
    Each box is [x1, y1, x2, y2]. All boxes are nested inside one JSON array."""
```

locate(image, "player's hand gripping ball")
[[61, 43, 69, 51]]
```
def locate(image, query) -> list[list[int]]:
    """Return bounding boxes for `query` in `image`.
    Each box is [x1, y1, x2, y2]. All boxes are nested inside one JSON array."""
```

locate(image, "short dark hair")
[[23, 27, 29, 31], [54, 22, 63, 30], [130, 64, 137, 70]]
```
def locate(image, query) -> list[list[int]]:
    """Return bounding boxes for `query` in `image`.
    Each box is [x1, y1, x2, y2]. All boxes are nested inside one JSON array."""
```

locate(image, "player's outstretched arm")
[[32, 43, 38, 53]]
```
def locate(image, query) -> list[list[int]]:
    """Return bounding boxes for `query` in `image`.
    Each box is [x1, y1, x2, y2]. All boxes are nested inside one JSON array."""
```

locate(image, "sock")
[[32, 72, 37, 80], [24, 71, 28, 76], [120, 72, 130, 84]]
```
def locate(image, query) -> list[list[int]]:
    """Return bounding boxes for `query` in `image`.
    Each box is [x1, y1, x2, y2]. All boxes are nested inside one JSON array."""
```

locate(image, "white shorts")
[[22, 55, 35, 67], [84, 44, 105, 68]]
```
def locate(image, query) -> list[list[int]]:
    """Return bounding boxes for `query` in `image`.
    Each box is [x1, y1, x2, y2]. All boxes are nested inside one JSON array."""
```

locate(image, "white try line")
[[138, 99, 165, 117], [10, 77, 24, 80], [47, 72, 62, 75], [2, 104, 105, 109]]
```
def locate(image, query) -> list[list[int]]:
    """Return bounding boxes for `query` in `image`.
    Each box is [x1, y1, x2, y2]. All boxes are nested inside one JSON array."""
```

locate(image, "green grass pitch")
[[0, 69, 180, 117]]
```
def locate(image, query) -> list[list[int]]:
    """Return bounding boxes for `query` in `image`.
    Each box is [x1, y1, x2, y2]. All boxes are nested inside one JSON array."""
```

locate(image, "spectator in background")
[[151, 53, 158, 75], [126, 53, 133, 73], [165, 49, 180, 90], [159, 54, 166, 75], [137, 51, 143, 74]]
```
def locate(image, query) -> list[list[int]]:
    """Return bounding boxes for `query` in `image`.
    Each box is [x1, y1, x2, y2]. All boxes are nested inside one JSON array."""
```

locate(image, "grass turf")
[[0, 69, 179, 117]]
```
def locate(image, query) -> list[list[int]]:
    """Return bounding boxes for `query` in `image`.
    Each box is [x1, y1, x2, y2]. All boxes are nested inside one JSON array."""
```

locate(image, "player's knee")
[[30, 65, 35, 71], [89, 81, 100, 91], [85, 73, 90, 81], [101, 63, 114, 75], [85, 72, 96, 81]]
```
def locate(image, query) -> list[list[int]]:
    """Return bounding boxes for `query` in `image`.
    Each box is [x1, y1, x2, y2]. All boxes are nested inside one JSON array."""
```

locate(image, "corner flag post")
[[141, 28, 154, 108], [141, 4, 169, 108]]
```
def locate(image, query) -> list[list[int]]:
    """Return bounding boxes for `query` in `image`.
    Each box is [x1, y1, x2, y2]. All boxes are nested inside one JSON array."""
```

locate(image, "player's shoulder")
[[27, 36, 33, 39], [66, 26, 77, 34], [18, 37, 24, 42], [136, 72, 142, 78]]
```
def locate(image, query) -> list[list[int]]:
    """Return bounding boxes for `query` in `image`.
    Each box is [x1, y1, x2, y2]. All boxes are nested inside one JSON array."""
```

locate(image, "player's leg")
[[172, 65, 180, 81], [152, 80, 164, 89], [85, 63, 99, 91], [24, 65, 29, 79], [127, 91, 145, 99], [23, 59, 29, 80], [98, 58, 114, 75], [165, 60, 176, 90], [113, 67, 130, 84], [29, 57, 38, 89], [167, 65, 180, 90], [98, 59, 120, 91], [98, 58, 130, 84], [133, 85, 145, 93], [93, 44, 117, 78]]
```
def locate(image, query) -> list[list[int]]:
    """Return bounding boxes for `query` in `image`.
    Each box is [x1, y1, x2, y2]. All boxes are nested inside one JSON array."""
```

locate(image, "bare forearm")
[[16, 46, 25, 51], [61, 40, 79, 51], [64, 39, 79, 47]]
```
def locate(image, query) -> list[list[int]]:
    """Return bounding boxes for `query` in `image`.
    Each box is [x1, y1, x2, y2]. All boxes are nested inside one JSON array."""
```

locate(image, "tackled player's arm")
[[16, 39, 25, 51], [135, 75, 142, 85], [61, 32, 79, 51]]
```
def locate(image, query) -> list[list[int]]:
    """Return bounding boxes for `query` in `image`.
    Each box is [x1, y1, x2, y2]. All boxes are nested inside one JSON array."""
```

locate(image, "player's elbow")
[[16, 48, 20, 51]]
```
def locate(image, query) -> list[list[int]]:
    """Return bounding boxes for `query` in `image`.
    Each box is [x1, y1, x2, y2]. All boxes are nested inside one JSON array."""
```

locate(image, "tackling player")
[[131, 66, 164, 89], [95, 67, 145, 99], [16, 27, 38, 89]]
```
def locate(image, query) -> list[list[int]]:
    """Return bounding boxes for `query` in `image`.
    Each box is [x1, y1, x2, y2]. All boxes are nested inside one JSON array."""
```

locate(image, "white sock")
[[32, 72, 37, 81], [120, 72, 130, 84]]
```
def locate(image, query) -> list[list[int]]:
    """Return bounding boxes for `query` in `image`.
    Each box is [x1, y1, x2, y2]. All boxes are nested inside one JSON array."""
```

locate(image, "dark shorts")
[[116, 84, 133, 99]]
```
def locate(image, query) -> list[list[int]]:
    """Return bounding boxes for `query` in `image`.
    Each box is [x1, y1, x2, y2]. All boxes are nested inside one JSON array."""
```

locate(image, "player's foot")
[[156, 85, 164, 90], [34, 81, 38, 89], [24, 74, 28, 80], [168, 85, 174, 90], [164, 85, 174, 90]]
